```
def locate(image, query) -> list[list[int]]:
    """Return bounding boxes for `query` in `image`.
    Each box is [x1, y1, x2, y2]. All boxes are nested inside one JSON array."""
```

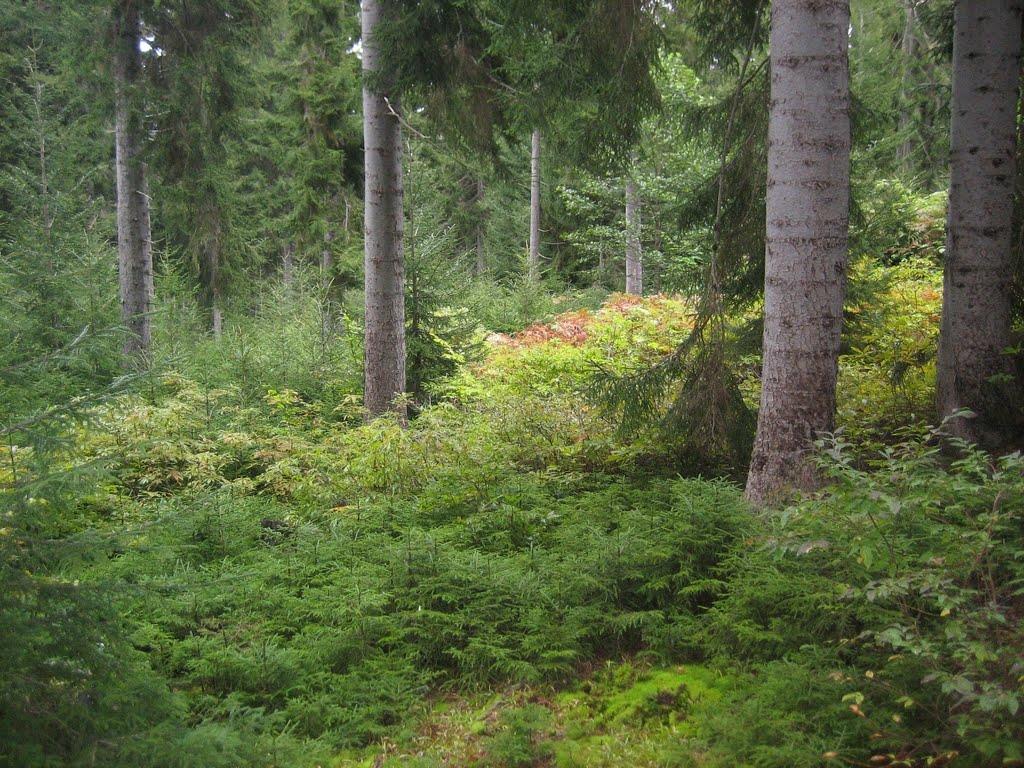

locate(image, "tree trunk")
[[321, 227, 335, 339], [140, 162, 153, 303], [896, 0, 918, 173], [203, 206, 223, 338], [528, 128, 541, 281], [113, 1, 153, 358], [475, 177, 487, 276], [745, 0, 851, 506], [362, 0, 406, 419], [282, 242, 295, 288], [624, 165, 642, 295], [936, 0, 1024, 447]]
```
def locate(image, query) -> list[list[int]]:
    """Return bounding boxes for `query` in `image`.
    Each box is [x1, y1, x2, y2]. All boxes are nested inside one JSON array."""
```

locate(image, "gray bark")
[[936, 0, 1024, 447], [362, 0, 406, 418], [745, 0, 851, 506], [113, 1, 153, 358], [625, 167, 642, 295], [528, 128, 541, 281], [896, 0, 918, 172]]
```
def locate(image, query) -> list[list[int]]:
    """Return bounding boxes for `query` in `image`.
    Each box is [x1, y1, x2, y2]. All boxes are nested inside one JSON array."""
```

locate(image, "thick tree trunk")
[[624, 168, 642, 295], [475, 177, 487, 276], [528, 128, 541, 281], [937, 0, 1024, 447], [362, 0, 406, 419], [745, 0, 851, 506], [896, 0, 918, 172], [113, 1, 153, 358]]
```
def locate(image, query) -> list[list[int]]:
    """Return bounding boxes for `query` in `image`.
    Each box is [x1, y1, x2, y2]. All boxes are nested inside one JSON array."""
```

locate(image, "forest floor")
[[335, 661, 726, 767], [9, 275, 1021, 768]]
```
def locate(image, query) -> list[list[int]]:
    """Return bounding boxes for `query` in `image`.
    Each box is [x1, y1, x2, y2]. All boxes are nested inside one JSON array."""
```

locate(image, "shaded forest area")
[[2, 1, 1023, 766]]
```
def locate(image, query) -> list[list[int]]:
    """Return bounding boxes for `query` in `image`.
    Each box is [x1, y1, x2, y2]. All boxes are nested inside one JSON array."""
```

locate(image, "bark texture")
[[362, 0, 406, 418], [745, 0, 851, 506], [937, 0, 1024, 448], [896, 0, 918, 172], [625, 171, 642, 295], [528, 129, 541, 281], [113, 0, 153, 358]]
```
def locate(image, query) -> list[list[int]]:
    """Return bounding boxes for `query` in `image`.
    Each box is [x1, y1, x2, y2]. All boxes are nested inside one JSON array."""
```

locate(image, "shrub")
[[705, 431, 1024, 765]]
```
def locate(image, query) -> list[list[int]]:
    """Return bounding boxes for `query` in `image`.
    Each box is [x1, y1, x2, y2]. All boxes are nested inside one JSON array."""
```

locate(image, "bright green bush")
[[839, 258, 941, 444]]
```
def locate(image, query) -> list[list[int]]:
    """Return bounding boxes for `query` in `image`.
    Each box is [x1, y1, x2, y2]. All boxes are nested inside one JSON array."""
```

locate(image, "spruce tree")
[[361, 0, 407, 418], [936, 0, 1024, 447], [745, 0, 851, 505]]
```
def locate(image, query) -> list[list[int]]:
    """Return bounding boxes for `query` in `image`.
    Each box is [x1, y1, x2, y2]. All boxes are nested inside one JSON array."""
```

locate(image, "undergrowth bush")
[[839, 258, 941, 444], [81, 475, 751, 751], [482, 704, 554, 767], [702, 431, 1024, 766]]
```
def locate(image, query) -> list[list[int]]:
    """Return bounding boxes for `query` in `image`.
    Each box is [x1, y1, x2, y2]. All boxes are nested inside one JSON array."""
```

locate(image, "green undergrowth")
[[332, 661, 732, 767], [4, 292, 1023, 767], [77, 475, 751, 754]]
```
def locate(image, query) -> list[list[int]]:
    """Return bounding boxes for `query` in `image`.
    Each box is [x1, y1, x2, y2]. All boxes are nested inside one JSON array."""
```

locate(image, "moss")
[[330, 662, 734, 767], [602, 669, 689, 726]]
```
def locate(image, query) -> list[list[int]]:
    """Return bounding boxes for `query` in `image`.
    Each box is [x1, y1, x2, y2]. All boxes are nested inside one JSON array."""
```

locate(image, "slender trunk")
[[204, 205, 223, 338], [321, 228, 335, 339], [139, 162, 153, 303], [624, 162, 642, 295], [282, 242, 295, 288], [528, 128, 541, 281], [113, 1, 152, 358], [475, 177, 487, 275], [27, 54, 53, 249], [936, 0, 1024, 447], [362, 0, 406, 419], [37, 84, 49, 244], [745, 0, 851, 506], [321, 231, 334, 283], [896, 0, 918, 173]]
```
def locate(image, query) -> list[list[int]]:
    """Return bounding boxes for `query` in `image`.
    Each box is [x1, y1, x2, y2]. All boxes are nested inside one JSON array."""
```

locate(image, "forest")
[[1, 0, 1023, 766]]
